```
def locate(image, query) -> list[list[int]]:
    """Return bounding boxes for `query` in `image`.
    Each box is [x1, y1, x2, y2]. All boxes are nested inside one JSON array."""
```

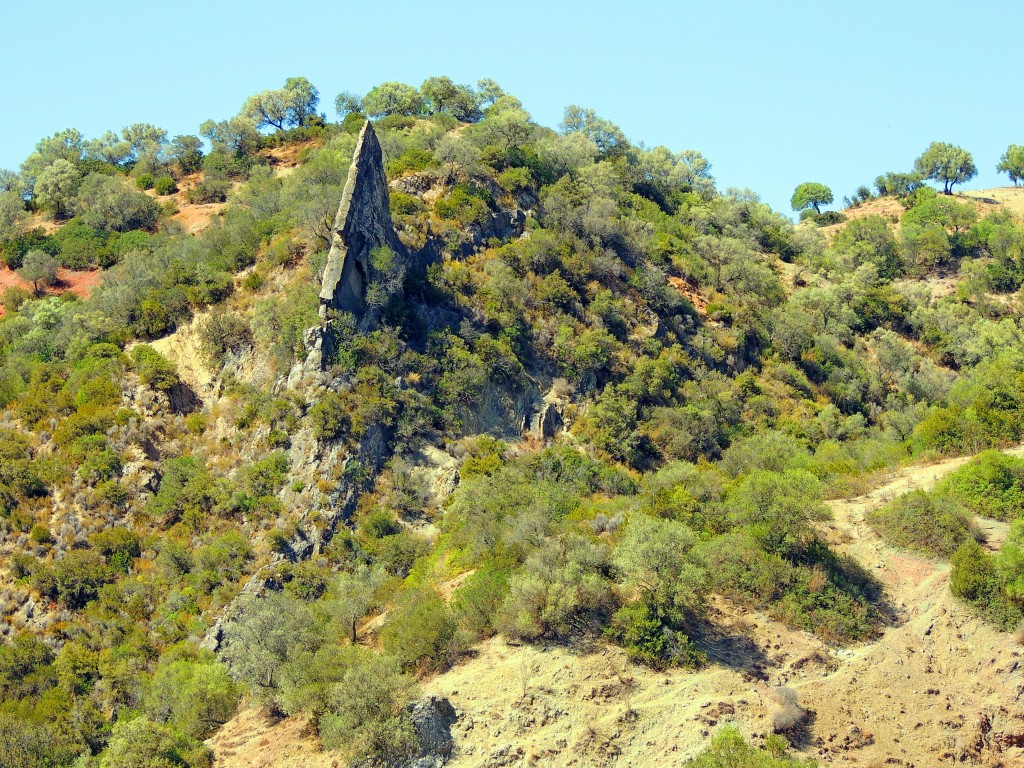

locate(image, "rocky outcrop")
[[405, 697, 458, 768], [319, 120, 407, 327]]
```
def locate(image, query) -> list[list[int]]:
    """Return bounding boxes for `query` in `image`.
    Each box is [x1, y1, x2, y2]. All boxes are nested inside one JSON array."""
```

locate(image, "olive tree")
[[75, 173, 159, 232], [18, 251, 58, 293], [33, 159, 80, 218], [790, 182, 834, 214], [997, 144, 1024, 186], [362, 81, 422, 118], [613, 513, 708, 621], [914, 141, 977, 194], [0, 191, 27, 241], [328, 564, 385, 643]]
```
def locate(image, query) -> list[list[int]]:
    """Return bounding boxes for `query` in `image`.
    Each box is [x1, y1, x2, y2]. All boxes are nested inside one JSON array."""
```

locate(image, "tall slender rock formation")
[[319, 120, 406, 323]]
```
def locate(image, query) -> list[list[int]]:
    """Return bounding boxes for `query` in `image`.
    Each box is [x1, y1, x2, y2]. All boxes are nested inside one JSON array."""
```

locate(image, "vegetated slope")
[[212, 447, 1024, 768], [4, 74, 1024, 768]]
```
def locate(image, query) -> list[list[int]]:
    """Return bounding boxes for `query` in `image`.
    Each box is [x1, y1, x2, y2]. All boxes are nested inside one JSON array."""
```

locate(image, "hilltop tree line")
[[793, 140, 1024, 223]]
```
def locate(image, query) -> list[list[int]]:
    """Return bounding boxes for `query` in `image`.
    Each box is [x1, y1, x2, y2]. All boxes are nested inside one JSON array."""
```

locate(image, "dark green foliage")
[[130, 344, 179, 390], [154, 176, 178, 195], [936, 450, 1024, 521], [867, 490, 981, 557], [308, 390, 350, 440], [605, 603, 705, 669], [1, 229, 60, 269], [52, 218, 111, 268], [30, 550, 113, 609]]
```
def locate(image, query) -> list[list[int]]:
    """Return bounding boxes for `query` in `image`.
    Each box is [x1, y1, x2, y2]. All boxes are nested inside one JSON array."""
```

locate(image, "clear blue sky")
[[3, 0, 1022, 215]]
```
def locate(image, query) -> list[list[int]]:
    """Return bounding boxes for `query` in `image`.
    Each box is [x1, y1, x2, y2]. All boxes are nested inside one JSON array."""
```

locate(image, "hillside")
[[208, 446, 1024, 767], [3, 76, 1024, 768]]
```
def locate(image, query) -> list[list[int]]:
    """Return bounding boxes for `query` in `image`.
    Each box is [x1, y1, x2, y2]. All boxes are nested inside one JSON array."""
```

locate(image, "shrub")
[[136, 173, 155, 190], [381, 590, 460, 672], [130, 344, 179, 390], [687, 725, 816, 766], [0, 228, 59, 270], [75, 172, 160, 232], [101, 716, 212, 768], [867, 490, 981, 557], [317, 652, 418, 765], [31, 550, 112, 609], [28, 524, 52, 545], [154, 176, 178, 196], [308, 391, 350, 440], [451, 566, 509, 641], [185, 181, 230, 204], [936, 451, 1024, 521], [434, 184, 493, 227], [53, 218, 111, 269], [605, 603, 705, 670], [199, 310, 251, 363]]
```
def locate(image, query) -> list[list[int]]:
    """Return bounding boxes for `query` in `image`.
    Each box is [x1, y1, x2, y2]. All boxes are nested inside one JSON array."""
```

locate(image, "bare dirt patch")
[[0, 266, 101, 316]]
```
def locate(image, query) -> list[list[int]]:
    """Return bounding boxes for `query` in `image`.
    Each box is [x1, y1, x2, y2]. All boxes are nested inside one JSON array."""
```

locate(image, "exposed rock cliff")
[[319, 120, 407, 328]]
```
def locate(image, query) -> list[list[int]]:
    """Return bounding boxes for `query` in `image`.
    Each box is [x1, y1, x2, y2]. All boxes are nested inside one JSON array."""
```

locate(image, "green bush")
[[31, 550, 112, 609], [451, 566, 508, 641], [0, 228, 60, 269], [867, 490, 981, 557], [381, 590, 459, 672], [434, 184, 493, 227], [154, 176, 178, 196], [185, 181, 230, 204], [52, 218, 111, 269], [136, 173, 155, 190], [686, 725, 816, 767], [936, 450, 1024, 521], [308, 391, 350, 440], [130, 344, 179, 390], [605, 603, 705, 670]]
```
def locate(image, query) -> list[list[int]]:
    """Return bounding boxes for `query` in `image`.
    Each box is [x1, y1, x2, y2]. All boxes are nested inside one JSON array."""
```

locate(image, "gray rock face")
[[407, 696, 458, 768], [531, 403, 564, 441], [319, 120, 406, 324]]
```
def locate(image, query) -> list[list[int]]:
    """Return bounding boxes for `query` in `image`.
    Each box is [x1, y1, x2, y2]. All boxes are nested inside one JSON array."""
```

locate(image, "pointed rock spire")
[[319, 120, 406, 320]]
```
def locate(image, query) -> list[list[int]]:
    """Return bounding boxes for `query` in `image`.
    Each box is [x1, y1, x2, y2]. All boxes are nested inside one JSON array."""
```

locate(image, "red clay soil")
[[0, 267, 102, 316]]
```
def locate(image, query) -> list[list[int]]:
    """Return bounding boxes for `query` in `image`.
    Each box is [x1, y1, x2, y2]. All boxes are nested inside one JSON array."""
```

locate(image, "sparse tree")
[[997, 144, 1024, 186], [790, 182, 834, 214], [361, 81, 422, 119], [167, 134, 204, 175], [420, 76, 480, 121], [0, 191, 27, 241], [33, 159, 80, 218], [20, 128, 83, 192], [75, 173, 159, 232], [18, 251, 58, 294], [475, 78, 506, 109], [613, 513, 708, 621], [283, 76, 320, 125], [914, 141, 977, 194], [560, 106, 630, 159], [84, 130, 132, 167], [334, 90, 363, 118]]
